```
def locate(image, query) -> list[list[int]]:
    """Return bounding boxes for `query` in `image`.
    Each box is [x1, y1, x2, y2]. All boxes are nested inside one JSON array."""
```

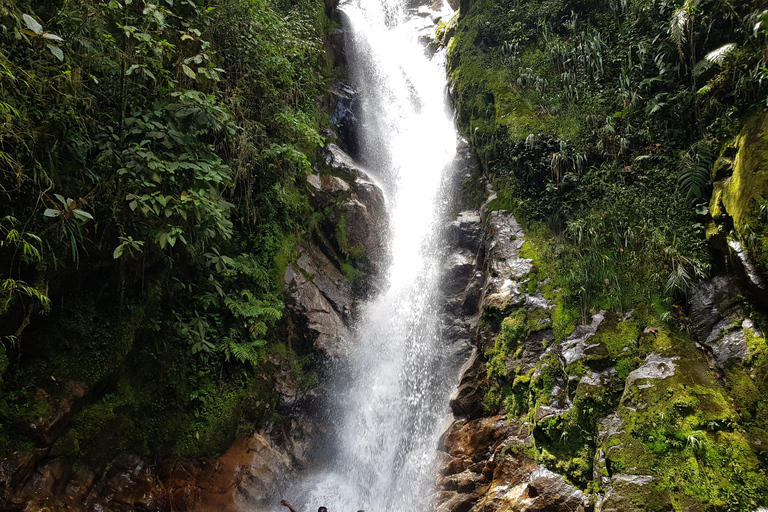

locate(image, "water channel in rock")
[[273, 0, 462, 510]]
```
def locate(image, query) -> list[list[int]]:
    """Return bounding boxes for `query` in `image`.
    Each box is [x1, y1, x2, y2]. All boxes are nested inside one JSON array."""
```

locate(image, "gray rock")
[[307, 174, 350, 196], [561, 310, 605, 366], [450, 348, 487, 419], [703, 317, 750, 366], [324, 143, 363, 182], [445, 211, 483, 252], [689, 275, 745, 343], [461, 271, 484, 315], [625, 353, 679, 388], [443, 251, 477, 296], [480, 211, 533, 314], [284, 245, 354, 356]]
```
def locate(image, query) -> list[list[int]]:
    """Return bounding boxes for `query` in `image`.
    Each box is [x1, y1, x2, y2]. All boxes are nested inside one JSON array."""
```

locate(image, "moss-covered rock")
[[710, 114, 768, 277]]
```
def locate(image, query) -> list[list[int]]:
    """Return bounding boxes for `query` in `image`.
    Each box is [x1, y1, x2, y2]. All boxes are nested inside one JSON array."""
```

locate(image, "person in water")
[[280, 500, 363, 512], [280, 500, 327, 512]]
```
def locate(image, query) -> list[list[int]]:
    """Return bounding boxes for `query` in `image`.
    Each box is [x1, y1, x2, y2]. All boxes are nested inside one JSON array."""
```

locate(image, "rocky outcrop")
[[479, 210, 533, 315], [436, 416, 588, 512], [709, 113, 768, 283], [317, 144, 389, 282], [437, 175, 768, 511], [284, 144, 388, 358], [1, 432, 294, 512], [0, 140, 388, 512], [438, 196, 596, 510], [284, 243, 354, 357]]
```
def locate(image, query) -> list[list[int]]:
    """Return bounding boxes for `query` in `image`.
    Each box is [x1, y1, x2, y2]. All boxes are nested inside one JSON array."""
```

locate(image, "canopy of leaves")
[[0, 0, 329, 459]]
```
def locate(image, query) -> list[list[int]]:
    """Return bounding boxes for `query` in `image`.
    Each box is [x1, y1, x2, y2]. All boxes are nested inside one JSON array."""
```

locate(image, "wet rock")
[[480, 211, 533, 314], [284, 244, 354, 357], [450, 348, 487, 419], [689, 275, 746, 343], [443, 416, 514, 459], [576, 368, 620, 397], [503, 328, 552, 378], [445, 211, 482, 252], [704, 317, 751, 366], [561, 310, 605, 366], [532, 383, 572, 423], [0, 448, 50, 491], [624, 353, 679, 389], [436, 492, 477, 512], [598, 473, 671, 512], [190, 432, 293, 510], [323, 143, 365, 181], [307, 173, 350, 197], [471, 462, 587, 512], [317, 145, 388, 281], [443, 251, 476, 296], [64, 468, 95, 502]]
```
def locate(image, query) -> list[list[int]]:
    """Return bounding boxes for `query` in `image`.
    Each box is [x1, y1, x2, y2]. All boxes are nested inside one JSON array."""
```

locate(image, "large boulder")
[[284, 244, 354, 357], [312, 144, 389, 285]]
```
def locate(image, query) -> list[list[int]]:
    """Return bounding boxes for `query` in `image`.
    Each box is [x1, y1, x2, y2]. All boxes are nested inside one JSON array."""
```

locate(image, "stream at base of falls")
[[270, 0, 464, 510]]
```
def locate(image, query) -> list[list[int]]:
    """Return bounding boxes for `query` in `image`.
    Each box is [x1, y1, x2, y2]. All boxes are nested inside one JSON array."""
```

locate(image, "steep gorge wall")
[[0, 1, 385, 509], [433, 0, 768, 509]]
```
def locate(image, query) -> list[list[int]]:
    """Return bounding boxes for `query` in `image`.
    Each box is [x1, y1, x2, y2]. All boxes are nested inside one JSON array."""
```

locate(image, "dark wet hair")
[[318, 508, 328, 512]]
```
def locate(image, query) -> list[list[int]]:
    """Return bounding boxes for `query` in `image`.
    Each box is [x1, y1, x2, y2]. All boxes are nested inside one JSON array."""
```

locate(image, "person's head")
[[318, 508, 327, 512]]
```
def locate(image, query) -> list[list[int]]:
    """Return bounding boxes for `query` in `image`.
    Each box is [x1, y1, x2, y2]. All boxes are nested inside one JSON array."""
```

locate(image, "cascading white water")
[[279, 0, 461, 510]]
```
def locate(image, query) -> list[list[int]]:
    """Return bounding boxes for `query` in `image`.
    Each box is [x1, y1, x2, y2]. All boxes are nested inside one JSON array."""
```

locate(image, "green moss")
[[710, 115, 768, 229], [334, 212, 365, 259], [710, 114, 768, 275], [340, 261, 365, 283], [552, 293, 578, 342], [599, 339, 768, 509], [486, 309, 527, 381], [526, 306, 552, 332]]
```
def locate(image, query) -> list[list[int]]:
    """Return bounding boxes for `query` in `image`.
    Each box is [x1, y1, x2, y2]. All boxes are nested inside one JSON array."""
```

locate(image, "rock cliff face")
[[0, 142, 387, 512], [0, 431, 302, 512], [435, 185, 768, 510], [436, 193, 590, 512]]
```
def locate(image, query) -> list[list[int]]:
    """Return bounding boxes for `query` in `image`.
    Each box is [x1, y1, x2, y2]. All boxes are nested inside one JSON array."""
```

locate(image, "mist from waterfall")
[[276, 0, 460, 510]]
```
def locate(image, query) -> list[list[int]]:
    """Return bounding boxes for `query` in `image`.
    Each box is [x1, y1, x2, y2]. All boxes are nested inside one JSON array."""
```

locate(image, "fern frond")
[[678, 142, 713, 200]]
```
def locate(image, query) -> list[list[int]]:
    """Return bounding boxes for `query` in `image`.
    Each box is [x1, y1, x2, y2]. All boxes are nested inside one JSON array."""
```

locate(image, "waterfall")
[[278, 0, 461, 510]]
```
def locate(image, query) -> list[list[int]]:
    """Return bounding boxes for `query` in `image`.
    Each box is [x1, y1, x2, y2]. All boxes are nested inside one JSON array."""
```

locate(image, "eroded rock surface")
[[480, 210, 532, 313], [284, 244, 354, 357]]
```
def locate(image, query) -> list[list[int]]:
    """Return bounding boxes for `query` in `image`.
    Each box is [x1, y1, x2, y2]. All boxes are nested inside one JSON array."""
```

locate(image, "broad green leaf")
[[42, 33, 64, 42], [182, 64, 196, 79], [22, 14, 43, 35], [73, 209, 93, 220], [43, 209, 60, 218], [113, 244, 125, 259], [47, 44, 64, 61]]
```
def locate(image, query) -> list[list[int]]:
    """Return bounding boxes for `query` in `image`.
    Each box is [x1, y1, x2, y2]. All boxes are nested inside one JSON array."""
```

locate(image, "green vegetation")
[[448, 0, 768, 507], [0, 0, 331, 464], [447, 0, 768, 312]]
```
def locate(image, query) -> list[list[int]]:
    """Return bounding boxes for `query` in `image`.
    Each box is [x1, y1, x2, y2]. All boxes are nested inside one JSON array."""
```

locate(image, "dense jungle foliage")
[[0, 0, 331, 462], [447, 0, 768, 508], [449, 0, 768, 316]]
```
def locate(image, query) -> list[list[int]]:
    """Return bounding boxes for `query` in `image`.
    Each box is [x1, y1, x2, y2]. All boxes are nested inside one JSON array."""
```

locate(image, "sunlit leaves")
[[43, 194, 94, 222], [22, 14, 43, 35]]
